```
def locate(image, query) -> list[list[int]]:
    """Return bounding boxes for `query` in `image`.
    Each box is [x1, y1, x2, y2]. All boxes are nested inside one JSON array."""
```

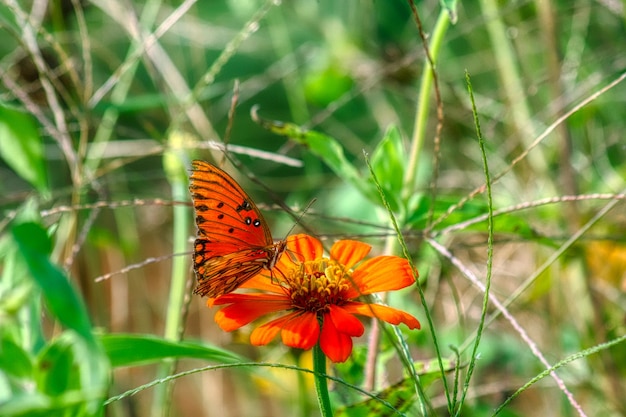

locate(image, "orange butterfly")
[[189, 160, 286, 298]]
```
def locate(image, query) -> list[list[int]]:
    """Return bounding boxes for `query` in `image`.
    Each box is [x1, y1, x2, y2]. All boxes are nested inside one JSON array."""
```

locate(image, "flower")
[[211, 234, 420, 363]]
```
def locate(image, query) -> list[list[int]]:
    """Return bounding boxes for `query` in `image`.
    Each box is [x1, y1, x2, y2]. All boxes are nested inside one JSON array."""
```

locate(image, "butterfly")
[[188, 160, 286, 298]]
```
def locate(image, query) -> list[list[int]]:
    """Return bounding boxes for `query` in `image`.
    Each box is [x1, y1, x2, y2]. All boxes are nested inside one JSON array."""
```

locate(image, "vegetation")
[[1, 1, 625, 416]]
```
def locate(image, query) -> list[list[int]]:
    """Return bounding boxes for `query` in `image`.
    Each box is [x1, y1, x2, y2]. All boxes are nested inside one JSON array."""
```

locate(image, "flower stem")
[[404, 6, 451, 198], [313, 343, 333, 417]]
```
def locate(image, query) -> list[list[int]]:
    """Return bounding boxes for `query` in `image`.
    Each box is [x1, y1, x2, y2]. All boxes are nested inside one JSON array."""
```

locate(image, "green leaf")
[[100, 333, 245, 368], [9, 223, 109, 416], [10, 222, 94, 345], [0, 229, 35, 316], [0, 282, 33, 316], [304, 63, 354, 107], [0, 392, 53, 417], [36, 334, 80, 396], [0, 207, 47, 353], [0, 103, 48, 196], [406, 196, 487, 230], [0, 334, 33, 379], [293, 129, 363, 191], [0, 331, 109, 417], [252, 108, 380, 204], [370, 125, 406, 212]]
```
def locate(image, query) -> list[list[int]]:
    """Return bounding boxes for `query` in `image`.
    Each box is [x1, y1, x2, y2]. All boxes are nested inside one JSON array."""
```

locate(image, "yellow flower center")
[[285, 258, 352, 313]]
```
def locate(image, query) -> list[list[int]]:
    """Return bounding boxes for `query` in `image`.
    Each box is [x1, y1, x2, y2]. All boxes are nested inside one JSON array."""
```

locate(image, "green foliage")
[[370, 126, 406, 213], [12, 223, 94, 343], [101, 334, 244, 368], [0, 331, 104, 417], [1, 220, 109, 417], [304, 63, 354, 108], [0, 335, 33, 379], [255, 114, 418, 220], [1, 0, 625, 416], [0, 103, 48, 197], [335, 358, 456, 416], [253, 111, 375, 201]]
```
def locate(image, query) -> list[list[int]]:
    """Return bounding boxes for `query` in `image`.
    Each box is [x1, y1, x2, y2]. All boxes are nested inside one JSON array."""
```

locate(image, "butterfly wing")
[[192, 244, 282, 297], [189, 160, 282, 298], [190, 160, 273, 248]]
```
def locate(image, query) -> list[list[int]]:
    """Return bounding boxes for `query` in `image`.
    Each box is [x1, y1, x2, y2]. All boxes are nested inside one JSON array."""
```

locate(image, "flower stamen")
[[286, 259, 351, 313]]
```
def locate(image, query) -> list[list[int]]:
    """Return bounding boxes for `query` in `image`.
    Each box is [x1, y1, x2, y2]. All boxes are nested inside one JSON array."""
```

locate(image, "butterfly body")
[[189, 160, 285, 298]]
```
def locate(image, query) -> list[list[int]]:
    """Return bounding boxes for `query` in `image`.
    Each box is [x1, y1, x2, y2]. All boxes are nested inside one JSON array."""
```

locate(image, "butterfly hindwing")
[[193, 238, 278, 297]]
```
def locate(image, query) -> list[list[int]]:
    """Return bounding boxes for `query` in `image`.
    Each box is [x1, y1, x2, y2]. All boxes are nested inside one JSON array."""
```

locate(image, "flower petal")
[[212, 292, 288, 305], [213, 294, 292, 331], [328, 305, 364, 337], [250, 313, 297, 346], [280, 311, 320, 350], [330, 240, 371, 269], [288, 234, 323, 262], [239, 272, 285, 293], [272, 234, 323, 274], [346, 256, 416, 297], [343, 302, 421, 330], [320, 312, 353, 363], [274, 251, 297, 275]]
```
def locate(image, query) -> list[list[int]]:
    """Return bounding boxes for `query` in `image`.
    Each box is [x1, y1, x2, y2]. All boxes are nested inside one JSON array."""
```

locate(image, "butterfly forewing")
[[189, 160, 285, 298], [190, 161, 272, 248]]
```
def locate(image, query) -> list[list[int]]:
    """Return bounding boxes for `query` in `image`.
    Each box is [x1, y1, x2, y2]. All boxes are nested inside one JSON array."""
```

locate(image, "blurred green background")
[[1, 1, 625, 416]]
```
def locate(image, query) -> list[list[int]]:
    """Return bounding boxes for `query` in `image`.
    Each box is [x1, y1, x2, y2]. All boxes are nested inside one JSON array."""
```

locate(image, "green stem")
[[313, 343, 333, 417], [403, 7, 451, 198], [151, 135, 192, 416], [454, 72, 494, 416]]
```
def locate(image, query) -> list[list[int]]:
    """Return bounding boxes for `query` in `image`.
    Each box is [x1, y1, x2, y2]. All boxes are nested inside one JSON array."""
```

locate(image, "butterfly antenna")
[[283, 198, 316, 238]]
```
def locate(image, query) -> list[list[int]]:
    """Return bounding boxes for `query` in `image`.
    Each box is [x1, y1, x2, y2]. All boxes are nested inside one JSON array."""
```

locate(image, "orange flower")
[[212, 234, 420, 363]]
